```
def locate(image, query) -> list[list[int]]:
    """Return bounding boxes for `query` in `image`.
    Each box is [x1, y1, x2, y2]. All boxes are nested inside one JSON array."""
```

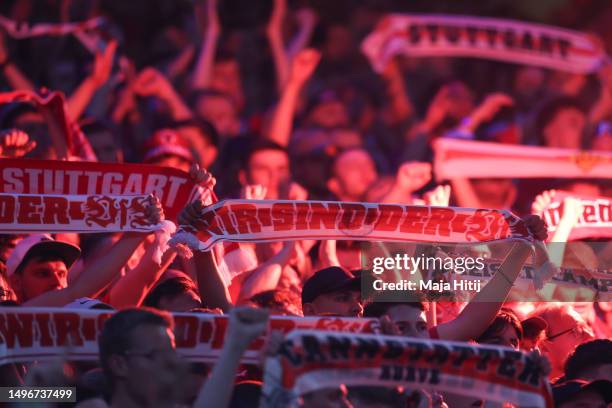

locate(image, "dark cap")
[[301, 266, 361, 304], [553, 379, 612, 406], [521, 316, 547, 339]]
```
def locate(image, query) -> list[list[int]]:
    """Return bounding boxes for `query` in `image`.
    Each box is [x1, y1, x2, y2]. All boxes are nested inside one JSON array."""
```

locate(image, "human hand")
[[531, 189, 556, 215], [522, 214, 548, 241], [133, 68, 172, 98], [423, 185, 451, 207], [178, 199, 205, 230], [189, 163, 216, 190], [226, 306, 270, 350], [395, 162, 432, 193], [142, 194, 164, 225], [0, 128, 36, 158], [469, 92, 513, 126], [289, 48, 321, 84], [294, 7, 317, 29], [288, 182, 308, 201]]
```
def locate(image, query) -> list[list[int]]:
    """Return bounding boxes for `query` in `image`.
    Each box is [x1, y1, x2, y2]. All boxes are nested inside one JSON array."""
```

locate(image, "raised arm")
[[23, 196, 163, 307], [108, 239, 177, 309], [194, 307, 268, 408], [192, 249, 233, 312], [191, 0, 220, 90], [238, 241, 294, 302], [436, 215, 548, 341], [381, 57, 413, 124], [0, 31, 35, 91], [449, 177, 482, 208], [66, 40, 117, 121], [532, 190, 583, 266], [266, 0, 290, 93], [449, 93, 513, 138], [380, 161, 432, 204], [177, 177, 233, 312], [265, 48, 320, 146], [286, 8, 318, 60], [133, 67, 193, 121]]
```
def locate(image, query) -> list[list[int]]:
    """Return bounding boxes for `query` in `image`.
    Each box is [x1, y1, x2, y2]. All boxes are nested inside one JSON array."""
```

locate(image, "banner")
[[444, 259, 610, 301], [536, 191, 612, 241], [0, 308, 377, 366], [171, 199, 534, 251], [433, 138, 612, 180], [0, 16, 104, 39], [260, 330, 553, 408], [0, 91, 96, 161], [0, 158, 205, 223], [361, 13, 605, 73]]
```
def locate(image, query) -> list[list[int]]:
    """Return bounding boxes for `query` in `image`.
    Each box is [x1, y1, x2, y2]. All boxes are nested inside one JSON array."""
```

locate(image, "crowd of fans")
[[0, 0, 611, 407]]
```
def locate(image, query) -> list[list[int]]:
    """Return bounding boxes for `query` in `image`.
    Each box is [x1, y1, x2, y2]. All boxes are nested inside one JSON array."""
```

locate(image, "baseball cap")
[[143, 128, 194, 163], [552, 379, 612, 406], [6, 234, 81, 277], [64, 297, 113, 310], [301, 266, 361, 304], [521, 316, 547, 339]]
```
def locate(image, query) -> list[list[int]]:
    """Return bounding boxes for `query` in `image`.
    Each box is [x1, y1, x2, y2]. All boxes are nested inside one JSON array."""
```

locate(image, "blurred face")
[[244, 149, 290, 199], [445, 81, 475, 119], [120, 325, 184, 406], [479, 324, 521, 350], [152, 154, 193, 173], [176, 126, 218, 169], [305, 289, 363, 318], [324, 25, 353, 60], [87, 130, 122, 163], [302, 385, 352, 408], [514, 67, 545, 96], [557, 390, 607, 408], [386, 305, 429, 339], [544, 107, 586, 149], [540, 310, 595, 373], [158, 290, 202, 312], [472, 178, 516, 209], [328, 149, 377, 201], [12, 258, 68, 301], [195, 95, 240, 138], [308, 101, 350, 129], [211, 60, 243, 106]]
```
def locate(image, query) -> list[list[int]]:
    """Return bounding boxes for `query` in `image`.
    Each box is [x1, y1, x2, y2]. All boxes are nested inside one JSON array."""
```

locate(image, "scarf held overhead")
[[0, 158, 207, 224], [260, 330, 553, 408], [536, 191, 612, 241], [172, 199, 532, 251], [433, 138, 612, 181], [361, 13, 605, 73], [0, 308, 377, 366]]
